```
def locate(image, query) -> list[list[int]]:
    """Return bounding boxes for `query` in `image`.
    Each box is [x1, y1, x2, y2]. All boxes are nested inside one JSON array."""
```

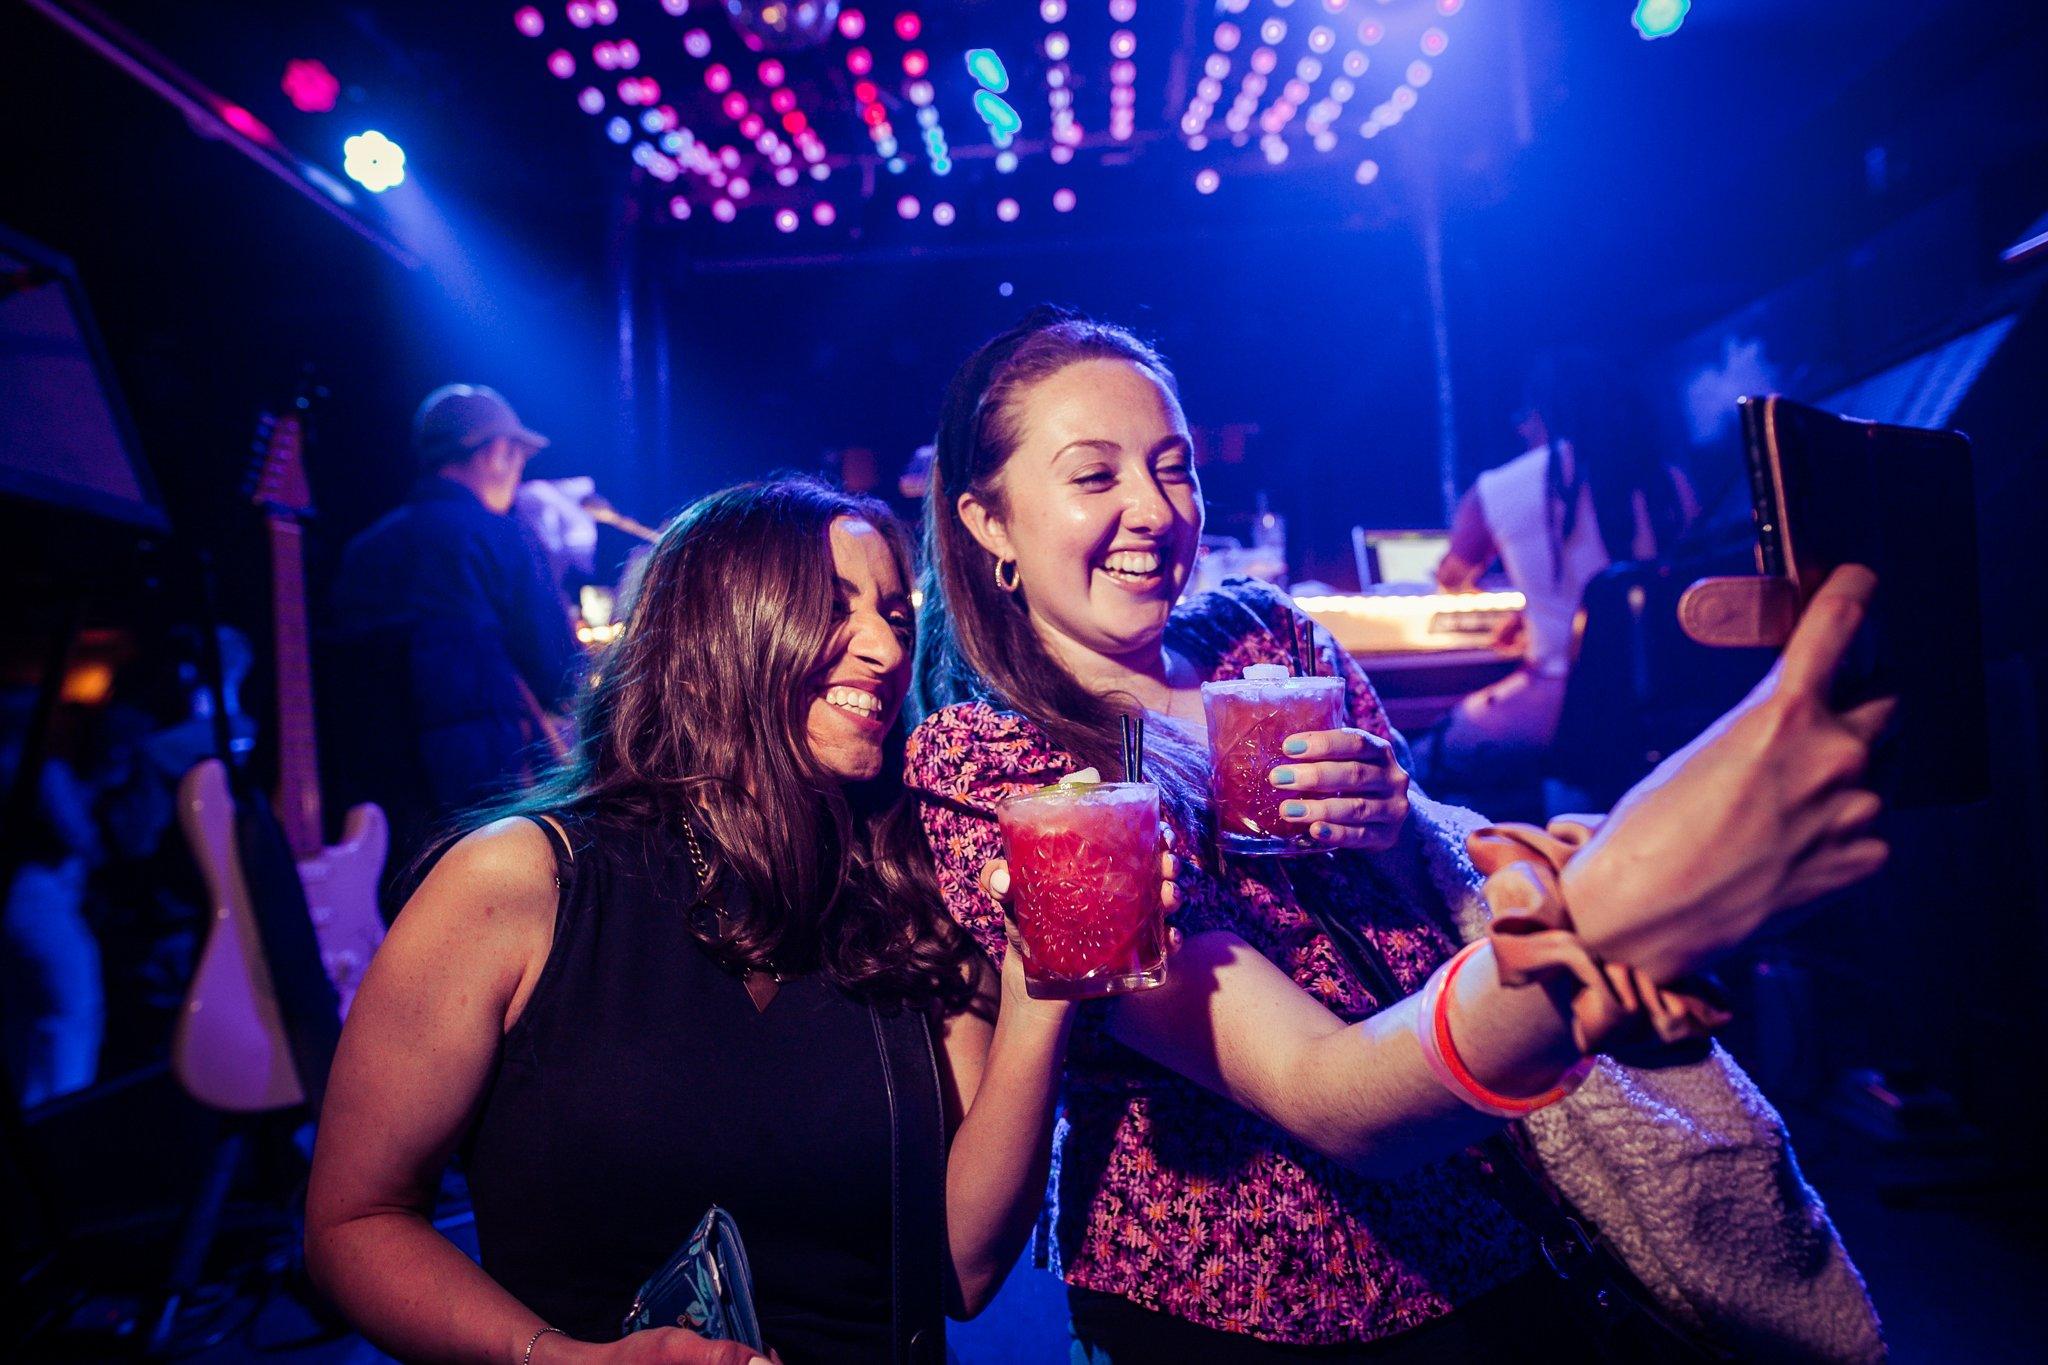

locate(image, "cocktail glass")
[[996, 781, 1166, 1000], [1202, 667, 1346, 855]]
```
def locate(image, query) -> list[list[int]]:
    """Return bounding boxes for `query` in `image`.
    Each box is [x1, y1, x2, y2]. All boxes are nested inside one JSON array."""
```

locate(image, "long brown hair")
[[483, 476, 973, 1011], [911, 307, 1208, 832]]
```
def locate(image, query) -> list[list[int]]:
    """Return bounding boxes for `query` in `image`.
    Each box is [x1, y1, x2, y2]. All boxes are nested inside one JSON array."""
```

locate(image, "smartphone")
[[1740, 394, 1988, 805]]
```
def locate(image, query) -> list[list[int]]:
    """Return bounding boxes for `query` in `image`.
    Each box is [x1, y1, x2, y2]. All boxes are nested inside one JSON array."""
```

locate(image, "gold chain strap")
[[677, 808, 780, 982], [676, 808, 714, 888]]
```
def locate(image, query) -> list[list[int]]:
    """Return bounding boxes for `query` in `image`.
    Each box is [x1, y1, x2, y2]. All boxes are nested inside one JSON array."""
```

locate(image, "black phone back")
[[1740, 395, 1989, 806]]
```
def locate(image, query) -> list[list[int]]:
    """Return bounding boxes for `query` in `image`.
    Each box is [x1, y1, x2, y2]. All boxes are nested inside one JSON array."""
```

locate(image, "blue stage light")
[[342, 130, 406, 191], [1632, 0, 1689, 40]]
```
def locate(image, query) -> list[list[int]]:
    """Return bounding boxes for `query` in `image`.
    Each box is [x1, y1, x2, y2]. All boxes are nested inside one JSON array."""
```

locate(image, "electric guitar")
[[171, 399, 389, 1113]]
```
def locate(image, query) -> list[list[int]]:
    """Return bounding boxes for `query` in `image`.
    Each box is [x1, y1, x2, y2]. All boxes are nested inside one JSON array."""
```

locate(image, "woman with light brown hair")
[[908, 308, 1886, 1360]]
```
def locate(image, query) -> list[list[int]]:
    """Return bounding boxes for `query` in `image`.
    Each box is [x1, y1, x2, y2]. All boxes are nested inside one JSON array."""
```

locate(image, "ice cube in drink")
[[1202, 666, 1346, 855], [996, 780, 1166, 1000]]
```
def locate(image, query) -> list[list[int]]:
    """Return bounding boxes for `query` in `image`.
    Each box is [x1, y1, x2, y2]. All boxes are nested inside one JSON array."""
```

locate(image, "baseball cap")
[[412, 384, 550, 467]]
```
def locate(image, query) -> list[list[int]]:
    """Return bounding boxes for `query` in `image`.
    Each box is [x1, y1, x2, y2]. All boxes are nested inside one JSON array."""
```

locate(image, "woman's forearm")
[[942, 1000, 1072, 1318], [306, 1210, 555, 1364], [1111, 934, 1580, 1178]]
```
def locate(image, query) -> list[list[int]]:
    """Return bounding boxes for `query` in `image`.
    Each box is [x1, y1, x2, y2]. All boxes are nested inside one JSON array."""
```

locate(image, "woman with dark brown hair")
[[908, 308, 1887, 1360], [305, 477, 1170, 1364]]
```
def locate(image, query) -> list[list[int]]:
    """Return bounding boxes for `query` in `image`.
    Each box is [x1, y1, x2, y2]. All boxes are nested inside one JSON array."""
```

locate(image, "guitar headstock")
[[247, 384, 323, 522]]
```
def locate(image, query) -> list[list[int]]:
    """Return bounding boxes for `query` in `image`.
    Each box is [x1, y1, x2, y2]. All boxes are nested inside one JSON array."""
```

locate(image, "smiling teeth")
[[1103, 550, 1161, 576], [825, 686, 882, 718]]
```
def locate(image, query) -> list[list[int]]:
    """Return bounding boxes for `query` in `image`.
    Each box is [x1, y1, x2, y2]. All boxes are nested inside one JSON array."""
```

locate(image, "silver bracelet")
[[523, 1325, 567, 1365]]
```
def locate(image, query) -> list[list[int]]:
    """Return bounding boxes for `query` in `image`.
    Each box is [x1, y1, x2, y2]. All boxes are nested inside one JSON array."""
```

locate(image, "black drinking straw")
[[1294, 612, 1322, 677], [1122, 712, 1146, 783]]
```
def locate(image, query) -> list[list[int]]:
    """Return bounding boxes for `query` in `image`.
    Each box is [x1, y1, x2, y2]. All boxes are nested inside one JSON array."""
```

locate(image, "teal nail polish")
[[1282, 801, 1307, 819], [1272, 767, 1295, 785], [1283, 737, 1308, 756]]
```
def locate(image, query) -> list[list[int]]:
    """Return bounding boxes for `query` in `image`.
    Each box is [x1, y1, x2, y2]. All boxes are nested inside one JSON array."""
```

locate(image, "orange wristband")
[[1415, 942, 1593, 1118]]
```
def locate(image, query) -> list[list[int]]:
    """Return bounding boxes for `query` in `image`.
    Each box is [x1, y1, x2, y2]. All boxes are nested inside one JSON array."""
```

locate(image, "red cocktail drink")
[[997, 781, 1165, 1000], [1202, 668, 1346, 855]]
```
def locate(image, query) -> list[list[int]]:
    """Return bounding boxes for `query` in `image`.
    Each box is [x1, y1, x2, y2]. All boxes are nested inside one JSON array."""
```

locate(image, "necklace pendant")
[[687, 898, 726, 941]]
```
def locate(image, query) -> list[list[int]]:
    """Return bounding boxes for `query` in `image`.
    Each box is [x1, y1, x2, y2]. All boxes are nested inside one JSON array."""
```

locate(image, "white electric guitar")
[[172, 401, 389, 1113]]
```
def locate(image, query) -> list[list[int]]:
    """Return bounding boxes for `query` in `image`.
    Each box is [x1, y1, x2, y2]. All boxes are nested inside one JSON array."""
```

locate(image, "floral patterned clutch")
[[620, 1204, 765, 1351]]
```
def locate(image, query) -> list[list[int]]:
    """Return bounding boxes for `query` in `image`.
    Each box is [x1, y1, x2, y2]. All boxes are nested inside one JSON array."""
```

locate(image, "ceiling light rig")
[[510, 0, 1467, 238]]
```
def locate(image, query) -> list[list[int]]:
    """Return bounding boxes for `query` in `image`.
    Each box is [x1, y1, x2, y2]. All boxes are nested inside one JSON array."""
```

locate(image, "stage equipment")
[[172, 397, 388, 1116]]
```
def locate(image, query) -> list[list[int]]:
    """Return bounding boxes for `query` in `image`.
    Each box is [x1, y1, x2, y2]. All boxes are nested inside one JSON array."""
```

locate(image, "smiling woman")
[[304, 476, 1102, 1365], [806, 517, 916, 783], [905, 310, 1885, 1360]]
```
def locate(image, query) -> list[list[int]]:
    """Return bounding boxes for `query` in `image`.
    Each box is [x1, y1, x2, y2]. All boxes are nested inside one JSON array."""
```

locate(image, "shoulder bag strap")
[[868, 1003, 948, 1365]]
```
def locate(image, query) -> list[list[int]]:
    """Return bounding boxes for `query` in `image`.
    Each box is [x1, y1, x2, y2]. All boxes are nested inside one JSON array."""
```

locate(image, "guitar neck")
[[268, 515, 324, 860]]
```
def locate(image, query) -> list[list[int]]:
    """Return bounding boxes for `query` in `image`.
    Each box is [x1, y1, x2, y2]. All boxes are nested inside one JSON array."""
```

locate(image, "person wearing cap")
[[328, 385, 581, 885]]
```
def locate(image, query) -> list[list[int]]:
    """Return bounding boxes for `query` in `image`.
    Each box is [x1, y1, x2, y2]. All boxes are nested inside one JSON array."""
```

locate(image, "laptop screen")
[[1360, 530, 1450, 586]]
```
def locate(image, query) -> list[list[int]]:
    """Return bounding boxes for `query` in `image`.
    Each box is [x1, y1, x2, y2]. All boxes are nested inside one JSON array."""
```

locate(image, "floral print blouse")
[[905, 579, 1535, 1346]]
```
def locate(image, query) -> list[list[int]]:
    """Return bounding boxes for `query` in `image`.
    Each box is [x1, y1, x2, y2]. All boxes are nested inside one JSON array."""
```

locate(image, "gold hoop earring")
[[994, 557, 1020, 593]]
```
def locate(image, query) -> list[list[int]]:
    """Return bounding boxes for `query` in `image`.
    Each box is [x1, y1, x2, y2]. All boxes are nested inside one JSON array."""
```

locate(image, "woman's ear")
[[956, 490, 1015, 564]]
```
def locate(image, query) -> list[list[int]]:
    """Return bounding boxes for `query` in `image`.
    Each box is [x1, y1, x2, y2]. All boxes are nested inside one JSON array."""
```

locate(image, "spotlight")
[[342, 129, 407, 191], [282, 58, 341, 112]]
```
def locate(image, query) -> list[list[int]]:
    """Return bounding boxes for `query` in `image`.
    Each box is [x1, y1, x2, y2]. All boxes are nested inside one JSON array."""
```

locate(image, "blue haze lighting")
[[342, 129, 406, 191], [1632, 0, 1689, 40]]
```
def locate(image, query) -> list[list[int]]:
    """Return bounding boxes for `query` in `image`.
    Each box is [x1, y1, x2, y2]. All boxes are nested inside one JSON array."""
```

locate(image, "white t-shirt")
[[1474, 445, 1610, 677]]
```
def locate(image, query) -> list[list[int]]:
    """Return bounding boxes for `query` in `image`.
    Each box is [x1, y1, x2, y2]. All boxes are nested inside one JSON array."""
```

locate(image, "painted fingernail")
[[1283, 737, 1308, 755], [990, 867, 1011, 897], [1272, 767, 1296, 785], [1312, 822, 1333, 840], [1282, 801, 1308, 819]]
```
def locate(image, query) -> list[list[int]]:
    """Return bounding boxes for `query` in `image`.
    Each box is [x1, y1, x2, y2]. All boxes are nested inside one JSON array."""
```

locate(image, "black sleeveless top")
[[462, 813, 895, 1361]]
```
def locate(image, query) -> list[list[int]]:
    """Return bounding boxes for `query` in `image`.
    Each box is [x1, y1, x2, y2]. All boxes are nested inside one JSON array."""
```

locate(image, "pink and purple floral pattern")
[[906, 580, 1536, 1346]]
